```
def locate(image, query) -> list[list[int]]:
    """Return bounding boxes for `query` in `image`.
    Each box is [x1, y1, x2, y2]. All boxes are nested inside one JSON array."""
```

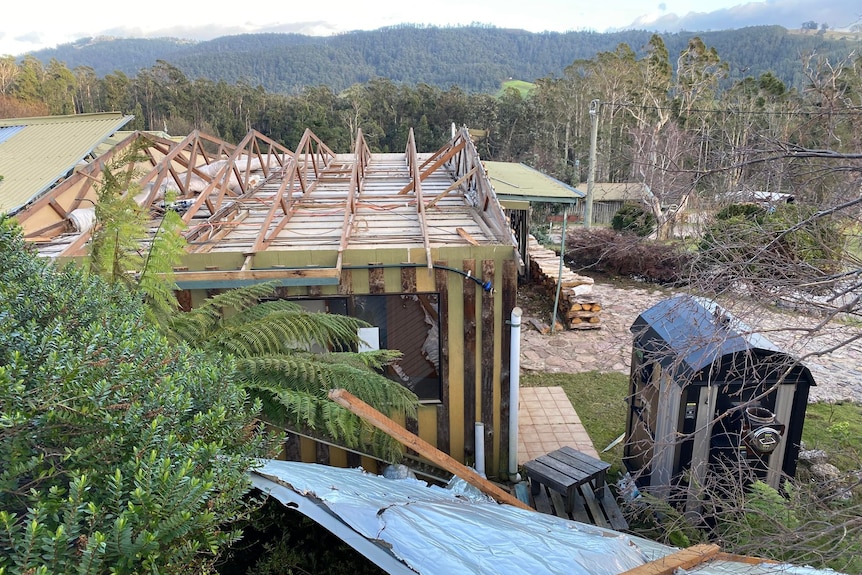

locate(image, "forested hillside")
[[26, 25, 862, 93]]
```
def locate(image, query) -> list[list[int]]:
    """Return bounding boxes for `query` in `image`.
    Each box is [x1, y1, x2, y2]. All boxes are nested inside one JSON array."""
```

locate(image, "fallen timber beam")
[[328, 388, 533, 512]]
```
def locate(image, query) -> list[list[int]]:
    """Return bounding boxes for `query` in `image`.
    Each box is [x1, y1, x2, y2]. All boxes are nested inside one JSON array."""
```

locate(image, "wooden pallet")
[[528, 481, 628, 531]]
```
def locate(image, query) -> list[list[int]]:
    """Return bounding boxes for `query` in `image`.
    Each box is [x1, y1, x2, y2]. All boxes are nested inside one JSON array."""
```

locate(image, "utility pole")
[[585, 99, 599, 229]]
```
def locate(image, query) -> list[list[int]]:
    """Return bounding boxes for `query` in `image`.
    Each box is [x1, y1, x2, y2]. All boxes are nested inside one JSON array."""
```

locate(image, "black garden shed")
[[623, 295, 815, 506]]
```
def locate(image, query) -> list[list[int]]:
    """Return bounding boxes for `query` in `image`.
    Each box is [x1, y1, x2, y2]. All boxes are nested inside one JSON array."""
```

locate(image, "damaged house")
[[8, 118, 522, 478]]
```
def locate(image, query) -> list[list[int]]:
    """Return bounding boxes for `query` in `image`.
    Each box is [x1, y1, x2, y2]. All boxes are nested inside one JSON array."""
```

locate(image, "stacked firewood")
[[527, 236, 602, 330]]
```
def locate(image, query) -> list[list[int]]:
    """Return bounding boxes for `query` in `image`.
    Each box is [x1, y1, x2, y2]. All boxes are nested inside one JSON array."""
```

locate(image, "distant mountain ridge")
[[29, 25, 862, 94]]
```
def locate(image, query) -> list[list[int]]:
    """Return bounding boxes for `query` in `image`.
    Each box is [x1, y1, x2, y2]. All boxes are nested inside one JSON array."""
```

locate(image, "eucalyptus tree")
[[73, 65, 100, 114], [10, 55, 45, 105], [0, 55, 19, 96], [99, 71, 131, 116], [42, 58, 77, 115]]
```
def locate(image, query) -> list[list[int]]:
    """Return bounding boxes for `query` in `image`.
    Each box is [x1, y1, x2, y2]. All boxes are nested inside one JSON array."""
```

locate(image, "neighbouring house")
[[578, 182, 649, 225], [12, 123, 522, 479], [483, 160, 584, 274], [0, 112, 133, 215]]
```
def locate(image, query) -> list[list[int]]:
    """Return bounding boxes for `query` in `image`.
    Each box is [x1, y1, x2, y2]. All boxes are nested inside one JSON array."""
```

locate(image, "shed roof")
[[251, 460, 837, 575], [484, 161, 584, 204], [589, 182, 648, 202], [631, 295, 814, 383], [0, 113, 133, 214]]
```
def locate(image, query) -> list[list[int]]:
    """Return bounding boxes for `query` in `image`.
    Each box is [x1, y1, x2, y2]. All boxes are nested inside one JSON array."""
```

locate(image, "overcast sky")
[[1, 0, 859, 57]]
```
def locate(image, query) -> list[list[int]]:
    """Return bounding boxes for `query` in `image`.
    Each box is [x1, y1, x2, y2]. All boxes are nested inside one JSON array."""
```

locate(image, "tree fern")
[[87, 143, 187, 324]]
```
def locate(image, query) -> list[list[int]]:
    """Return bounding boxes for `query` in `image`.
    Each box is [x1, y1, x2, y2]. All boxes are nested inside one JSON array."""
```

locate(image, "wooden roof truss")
[[20, 124, 519, 283], [16, 130, 292, 257], [335, 128, 370, 272]]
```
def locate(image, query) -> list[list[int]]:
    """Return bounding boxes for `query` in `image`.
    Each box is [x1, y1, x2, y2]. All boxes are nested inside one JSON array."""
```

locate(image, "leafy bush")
[[564, 228, 690, 285], [714, 202, 766, 222], [0, 217, 271, 574], [611, 203, 657, 237], [697, 203, 845, 294]]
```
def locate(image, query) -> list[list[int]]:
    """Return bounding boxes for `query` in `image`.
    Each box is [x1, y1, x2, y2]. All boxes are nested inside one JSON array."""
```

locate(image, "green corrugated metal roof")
[[483, 161, 584, 204], [0, 113, 134, 214], [590, 182, 647, 202]]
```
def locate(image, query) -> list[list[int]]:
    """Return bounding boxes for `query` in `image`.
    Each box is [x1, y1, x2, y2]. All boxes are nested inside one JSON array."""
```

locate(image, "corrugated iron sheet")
[[0, 113, 132, 214]]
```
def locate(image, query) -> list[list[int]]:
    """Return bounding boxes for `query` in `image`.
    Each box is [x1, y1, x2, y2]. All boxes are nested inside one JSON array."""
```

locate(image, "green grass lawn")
[[521, 370, 862, 477], [520, 371, 629, 476]]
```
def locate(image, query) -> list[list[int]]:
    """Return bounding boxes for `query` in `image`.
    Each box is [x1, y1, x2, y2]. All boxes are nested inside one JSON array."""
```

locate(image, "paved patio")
[[517, 386, 600, 464]]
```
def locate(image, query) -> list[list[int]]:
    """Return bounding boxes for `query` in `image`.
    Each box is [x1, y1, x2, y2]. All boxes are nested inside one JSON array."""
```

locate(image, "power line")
[[602, 100, 862, 117]]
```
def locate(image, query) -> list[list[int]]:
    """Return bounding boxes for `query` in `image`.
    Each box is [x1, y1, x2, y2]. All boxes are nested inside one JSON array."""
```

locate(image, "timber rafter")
[[241, 129, 336, 268], [22, 124, 517, 282], [335, 128, 370, 272], [405, 128, 433, 270]]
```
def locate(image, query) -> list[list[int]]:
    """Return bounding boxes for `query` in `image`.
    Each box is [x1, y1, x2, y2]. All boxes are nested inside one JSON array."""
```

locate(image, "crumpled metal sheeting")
[[254, 460, 646, 575]]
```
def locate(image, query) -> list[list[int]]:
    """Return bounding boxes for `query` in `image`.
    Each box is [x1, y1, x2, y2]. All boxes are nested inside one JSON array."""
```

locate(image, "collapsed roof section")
[[252, 460, 835, 575], [19, 125, 518, 286]]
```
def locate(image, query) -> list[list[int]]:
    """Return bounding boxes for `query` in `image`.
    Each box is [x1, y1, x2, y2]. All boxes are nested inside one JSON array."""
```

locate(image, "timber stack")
[[527, 235, 602, 330]]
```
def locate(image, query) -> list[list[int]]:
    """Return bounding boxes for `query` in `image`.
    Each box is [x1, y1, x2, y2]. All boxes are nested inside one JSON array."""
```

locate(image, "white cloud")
[[1, 0, 858, 57]]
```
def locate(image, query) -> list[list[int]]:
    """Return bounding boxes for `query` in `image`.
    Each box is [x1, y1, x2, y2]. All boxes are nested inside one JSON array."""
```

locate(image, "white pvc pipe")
[[474, 422, 486, 477], [508, 306, 523, 481]]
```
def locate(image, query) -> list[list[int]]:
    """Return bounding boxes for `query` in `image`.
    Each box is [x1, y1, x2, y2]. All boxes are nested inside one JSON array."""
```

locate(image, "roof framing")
[[18, 124, 519, 285]]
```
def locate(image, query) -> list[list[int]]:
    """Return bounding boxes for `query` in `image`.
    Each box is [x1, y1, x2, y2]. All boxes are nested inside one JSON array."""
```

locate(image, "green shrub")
[[0, 217, 271, 574], [697, 203, 845, 294], [611, 203, 657, 237], [714, 202, 766, 222]]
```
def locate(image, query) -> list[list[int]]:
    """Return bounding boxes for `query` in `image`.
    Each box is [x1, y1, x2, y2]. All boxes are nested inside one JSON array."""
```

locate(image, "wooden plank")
[[525, 460, 578, 493], [556, 446, 611, 473], [480, 259, 495, 474], [532, 485, 553, 515], [456, 227, 479, 245], [316, 441, 330, 465], [597, 484, 629, 530], [617, 544, 721, 575], [435, 261, 450, 454], [345, 450, 362, 468], [579, 482, 611, 529], [533, 455, 590, 486], [569, 490, 591, 524], [368, 264, 385, 294], [283, 432, 302, 461], [171, 266, 340, 285], [339, 268, 353, 295], [548, 489, 569, 519], [462, 259, 477, 463], [400, 265, 417, 293], [328, 389, 533, 511]]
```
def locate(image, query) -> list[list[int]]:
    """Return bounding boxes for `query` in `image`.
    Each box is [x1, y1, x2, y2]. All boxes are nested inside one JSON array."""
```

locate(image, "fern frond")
[[165, 283, 280, 346], [210, 310, 369, 357], [234, 355, 334, 395], [323, 349, 403, 371], [245, 382, 404, 461], [139, 208, 186, 326], [235, 354, 417, 420]]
